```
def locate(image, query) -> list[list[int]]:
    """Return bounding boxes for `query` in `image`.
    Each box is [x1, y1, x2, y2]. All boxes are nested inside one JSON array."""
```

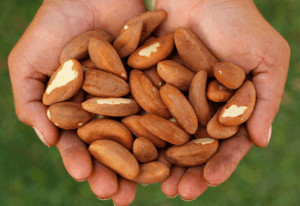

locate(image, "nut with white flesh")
[[219, 81, 256, 125], [43, 59, 83, 106], [82, 97, 140, 117]]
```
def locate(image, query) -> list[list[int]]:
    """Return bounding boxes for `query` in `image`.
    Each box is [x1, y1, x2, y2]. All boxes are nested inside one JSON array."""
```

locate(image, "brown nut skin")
[[88, 37, 127, 80], [160, 84, 198, 134], [113, 21, 143, 58], [89, 140, 139, 180], [165, 138, 219, 166], [60, 30, 114, 63], [134, 161, 170, 184], [140, 114, 190, 145], [68, 89, 84, 103], [133, 137, 158, 163], [82, 69, 130, 97], [77, 119, 133, 150], [144, 68, 165, 88], [157, 60, 195, 91], [219, 81, 256, 126], [47, 102, 92, 130], [129, 70, 171, 118], [127, 33, 174, 70], [82, 97, 140, 117], [120, 9, 167, 44], [207, 109, 239, 139], [43, 59, 83, 106], [207, 80, 234, 102], [174, 28, 218, 75], [189, 71, 211, 127], [213, 62, 246, 89], [121, 115, 166, 148], [81, 58, 97, 70]]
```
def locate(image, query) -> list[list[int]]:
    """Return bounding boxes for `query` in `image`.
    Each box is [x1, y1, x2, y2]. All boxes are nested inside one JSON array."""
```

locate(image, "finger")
[[247, 41, 290, 147], [178, 166, 208, 201], [56, 130, 92, 181], [88, 161, 118, 200], [112, 177, 137, 206], [204, 127, 253, 186], [161, 166, 186, 198]]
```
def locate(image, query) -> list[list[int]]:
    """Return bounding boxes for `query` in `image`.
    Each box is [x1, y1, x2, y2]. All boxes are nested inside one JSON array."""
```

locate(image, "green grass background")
[[0, 0, 299, 205]]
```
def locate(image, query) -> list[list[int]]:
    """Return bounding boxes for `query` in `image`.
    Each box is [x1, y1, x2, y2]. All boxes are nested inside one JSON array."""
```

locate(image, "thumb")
[[247, 40, 290, 147], [8, 58, 59, 147]]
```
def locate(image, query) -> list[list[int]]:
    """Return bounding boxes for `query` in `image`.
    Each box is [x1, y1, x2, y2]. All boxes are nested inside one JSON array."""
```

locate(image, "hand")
[[8, 0, 145, 205], [155, 0, 290, 200]]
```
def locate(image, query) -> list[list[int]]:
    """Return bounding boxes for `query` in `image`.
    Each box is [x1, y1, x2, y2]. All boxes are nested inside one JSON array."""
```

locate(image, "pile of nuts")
[[43, 10, 256, 184]]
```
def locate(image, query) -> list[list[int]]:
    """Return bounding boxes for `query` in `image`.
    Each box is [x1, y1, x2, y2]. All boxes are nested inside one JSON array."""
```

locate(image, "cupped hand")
[[156, 0, 290, 200], [8, 0, 145, 204]]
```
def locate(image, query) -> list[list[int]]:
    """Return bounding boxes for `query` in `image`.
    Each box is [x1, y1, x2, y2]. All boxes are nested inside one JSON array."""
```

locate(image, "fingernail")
[[266, 125, 272, 146], [180, 196, 195, 202], [207, 183, 218, 187], [33, 127, 50, 147], [97, 196, 111, 201], [166, 194, 178, 198]]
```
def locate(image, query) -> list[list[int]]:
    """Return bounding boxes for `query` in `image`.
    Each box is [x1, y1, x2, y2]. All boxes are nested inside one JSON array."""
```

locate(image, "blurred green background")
[[0, 0, 299, 205]]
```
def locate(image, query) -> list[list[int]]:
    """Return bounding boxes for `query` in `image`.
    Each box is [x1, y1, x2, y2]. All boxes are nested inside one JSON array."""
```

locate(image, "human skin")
[[156, 0, 290, 200], [8, 0, 146, 205], [8, 0, 290, 203]]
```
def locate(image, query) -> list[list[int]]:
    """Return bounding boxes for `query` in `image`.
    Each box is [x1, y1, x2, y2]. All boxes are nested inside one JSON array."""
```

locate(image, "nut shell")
[[60, 30, 114, 63], [133, 137, 158, 163], [77, 119, 133, 149], [89, 140, 139, 180], [165, 138, 219, 166], [134, 161, 170, 184], [47, 102, 92, 129]]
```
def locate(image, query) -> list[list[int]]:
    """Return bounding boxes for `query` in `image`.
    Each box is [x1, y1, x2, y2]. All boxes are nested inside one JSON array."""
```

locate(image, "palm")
[[156, 0, 290, 200]]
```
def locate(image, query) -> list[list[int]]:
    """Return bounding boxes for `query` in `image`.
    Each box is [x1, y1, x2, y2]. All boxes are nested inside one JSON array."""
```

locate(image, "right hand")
[[8, 0, 146, 205]]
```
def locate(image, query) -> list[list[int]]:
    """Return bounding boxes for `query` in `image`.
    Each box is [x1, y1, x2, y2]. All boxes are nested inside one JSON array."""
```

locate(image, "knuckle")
[[15, 107, 29, 125]]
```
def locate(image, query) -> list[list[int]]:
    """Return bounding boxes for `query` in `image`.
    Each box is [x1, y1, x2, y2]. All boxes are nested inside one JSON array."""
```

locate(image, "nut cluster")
[[42, 10, 256, 183]]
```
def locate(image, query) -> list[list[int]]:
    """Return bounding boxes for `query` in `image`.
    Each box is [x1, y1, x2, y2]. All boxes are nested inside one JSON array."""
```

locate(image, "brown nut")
[[89, 140, 139, 180], [207, 80, 234, 102], [174, 28, 218, 75], [60, 30, 114, 63], [47, 102, 92, 129], [129, 70, 171, 118], [213, 62, 246, 89], [144, 68, 165, 88], [120, 9, 167, 43], [134, 161, 170, 184], [88, 37, 127, 80], [189, 71, 211, 126], [113, 21, 143, 58], [219, 81, 256, 125], [140, 114, 190, 145], [82, 97, 140, 117], [81, 58, 97, 70], [133, 137, 158, 163], [127, 33, 174, 70], [165, 138, 219, 166], [43, 59, 83, 106], [160, 84, 198, 134], [207, 109, 239, 139], [157, 60, 195, 91], [121, 115, 166, 148], [82, 69, 130, 97], [77, 119, 133, 149], [68, 89, 84, 103]]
